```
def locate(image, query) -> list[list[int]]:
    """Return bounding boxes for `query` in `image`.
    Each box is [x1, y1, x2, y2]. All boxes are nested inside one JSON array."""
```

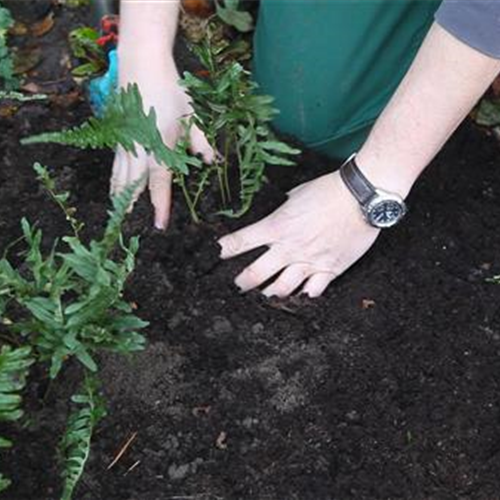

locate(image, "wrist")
[[355, 148, 419, 200], [118, 42, 177, 74], [118, 50, 179, 87]]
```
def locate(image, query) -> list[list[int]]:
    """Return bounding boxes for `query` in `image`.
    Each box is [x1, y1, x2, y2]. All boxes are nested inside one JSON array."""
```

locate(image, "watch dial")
[[369, 200, 404, 228]]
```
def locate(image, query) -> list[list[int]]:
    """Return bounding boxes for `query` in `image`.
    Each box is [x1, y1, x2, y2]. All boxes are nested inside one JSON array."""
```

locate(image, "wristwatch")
[[340, 154, 407, 229]]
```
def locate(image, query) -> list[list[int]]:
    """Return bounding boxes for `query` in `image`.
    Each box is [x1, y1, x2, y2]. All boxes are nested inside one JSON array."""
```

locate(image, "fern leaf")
[[60, 377, 106, 500], [0, 346, 33, 492], [0, 91, 47, 102], [101, 177, 143, 255], [22, 84, 195, 175]]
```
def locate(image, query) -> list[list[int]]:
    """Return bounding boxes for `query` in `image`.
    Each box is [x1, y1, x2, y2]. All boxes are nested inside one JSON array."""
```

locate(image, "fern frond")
[[0, 4, 18, 90], [0, 91, 47, 102], [60, 377, 106, 500], [0, 346, 33, 492], [101, 178, 142, 255], [0, 346, 33, 424], [22, 84, 195, 175]]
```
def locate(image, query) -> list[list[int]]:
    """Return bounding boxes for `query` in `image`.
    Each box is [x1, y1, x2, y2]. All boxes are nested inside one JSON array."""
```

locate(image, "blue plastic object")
[[88, 49, 118, 116]]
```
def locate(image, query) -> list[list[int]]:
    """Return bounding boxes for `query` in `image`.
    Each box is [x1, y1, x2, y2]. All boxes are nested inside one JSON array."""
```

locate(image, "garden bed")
[[3, 7, 500, 500]]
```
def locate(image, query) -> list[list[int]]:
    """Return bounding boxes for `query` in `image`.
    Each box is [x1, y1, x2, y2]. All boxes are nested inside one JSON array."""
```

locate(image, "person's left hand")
[[218, 171, 381, 298]]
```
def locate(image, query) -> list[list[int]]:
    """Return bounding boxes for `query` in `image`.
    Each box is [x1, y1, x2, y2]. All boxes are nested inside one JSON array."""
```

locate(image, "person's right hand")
[[110, 62, 215, 229]]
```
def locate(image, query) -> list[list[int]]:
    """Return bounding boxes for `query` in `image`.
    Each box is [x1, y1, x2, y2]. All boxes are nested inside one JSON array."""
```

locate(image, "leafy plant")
[[60, 376, 106, 500], [1, 164, 147, 379], [69, 26, 107, 78], [179, 25, 300, 219], [0, 2, 18, 90], [0, 164, 147, 498], [215, 0, 254, 33], [0, 346, 33, 491]]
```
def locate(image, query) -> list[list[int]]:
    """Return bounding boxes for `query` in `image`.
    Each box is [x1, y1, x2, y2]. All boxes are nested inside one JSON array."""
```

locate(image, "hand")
[[218, 171, 381, 298], [110, 63, 214, 229]]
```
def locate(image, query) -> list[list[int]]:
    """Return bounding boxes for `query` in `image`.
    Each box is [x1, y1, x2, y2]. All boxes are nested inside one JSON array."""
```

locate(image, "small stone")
[[251, 323, 265, 334], [163, 435, 179, 451], [242, 417, 258, 429], [168, 463, 190, 480], [212, 317, 232, 335], [167, 311, 186, 329], [346, 410, 360, 422]]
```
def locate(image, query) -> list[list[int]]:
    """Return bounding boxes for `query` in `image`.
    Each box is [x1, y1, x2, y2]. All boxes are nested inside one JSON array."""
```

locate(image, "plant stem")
[[177, 174, 200, 224], [223, 132, 232, 203]]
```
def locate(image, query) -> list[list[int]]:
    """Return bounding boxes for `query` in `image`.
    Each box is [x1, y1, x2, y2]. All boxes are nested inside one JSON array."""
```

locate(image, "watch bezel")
[[363, 190, 407, 229]]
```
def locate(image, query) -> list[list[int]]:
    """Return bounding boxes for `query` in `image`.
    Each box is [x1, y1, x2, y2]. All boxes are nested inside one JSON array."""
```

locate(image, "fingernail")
[[217, 239, 227, 259], [154, 219, 166, 231]]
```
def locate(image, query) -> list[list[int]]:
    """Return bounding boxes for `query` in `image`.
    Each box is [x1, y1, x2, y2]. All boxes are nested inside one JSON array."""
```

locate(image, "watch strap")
[[340, 155, 376, 205]]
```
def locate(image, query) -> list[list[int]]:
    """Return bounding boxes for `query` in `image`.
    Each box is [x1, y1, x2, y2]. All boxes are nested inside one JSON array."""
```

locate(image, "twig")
[[124, 459, 141, 476], [107, 431, 138, 470]]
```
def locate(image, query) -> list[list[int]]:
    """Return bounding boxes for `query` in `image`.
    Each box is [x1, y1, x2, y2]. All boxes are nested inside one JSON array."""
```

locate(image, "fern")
[[22, 83, 199, 176], [0, 91, 47, 102], [0, 3, 17, 90], [0, 165, 147, 379], [0, 346, 33, 492], [60, 376, 106, 500], [181, 35, 300, 219]]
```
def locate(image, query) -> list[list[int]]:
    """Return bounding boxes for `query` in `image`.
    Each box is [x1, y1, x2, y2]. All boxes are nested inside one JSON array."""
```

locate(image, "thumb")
[[189, 125, 216, 164]]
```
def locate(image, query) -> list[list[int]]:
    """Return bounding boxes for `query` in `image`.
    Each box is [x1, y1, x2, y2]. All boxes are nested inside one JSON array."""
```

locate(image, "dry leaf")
[[50, 91, 82, 108], [0, 105, 19, 118], [31, 12, 55, 37], [182, 0, 214, 18], [10, 22, 29, 36], [21, 81, 43, 94], [14, 47, 43, 75]]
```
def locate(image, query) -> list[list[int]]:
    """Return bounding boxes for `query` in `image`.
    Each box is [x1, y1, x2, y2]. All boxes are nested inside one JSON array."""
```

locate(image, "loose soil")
[[3, 7, 500, 500]]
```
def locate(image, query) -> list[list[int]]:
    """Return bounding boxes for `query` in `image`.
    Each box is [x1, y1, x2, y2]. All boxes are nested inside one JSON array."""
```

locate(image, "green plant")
[[0, 164, 147, 498], [69, 26, 107, 78], [60, 376, 106, 500], [23, 84, 199, 177], [0, 2, 18, 90], [1, 164, 147, 379], [0, 90, 47, 102], [0, 346, 33, 491], [179, 25, 300, 219], [22, 34, 299, 222], [215, 0, 254, 33]]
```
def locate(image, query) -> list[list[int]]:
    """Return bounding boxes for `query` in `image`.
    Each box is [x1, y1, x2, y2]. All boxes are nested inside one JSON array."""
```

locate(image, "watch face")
[[367, 198, 405, 228]]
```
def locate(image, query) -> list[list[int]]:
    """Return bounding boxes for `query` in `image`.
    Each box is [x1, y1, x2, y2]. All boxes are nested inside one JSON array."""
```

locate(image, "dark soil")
[[3, 7, 500, 500]]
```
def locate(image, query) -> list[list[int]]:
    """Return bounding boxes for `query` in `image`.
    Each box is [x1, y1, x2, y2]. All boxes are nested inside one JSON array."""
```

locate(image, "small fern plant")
[[0, 164, 148, 499], [179, 23, 300, 219], [0, 164, 148, 379]]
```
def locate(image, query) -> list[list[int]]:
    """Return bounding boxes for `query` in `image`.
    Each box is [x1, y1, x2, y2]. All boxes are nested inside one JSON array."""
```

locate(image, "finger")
[[302, 272, 337, 298], [263, 264, 311, 298], [189, 125, 216, 164], [148, 161, 173, 230], [235, 248, 287, 293], [218, 216, 274, 260], [110, 146, 130, 196], [126, 149, 148, 208]]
